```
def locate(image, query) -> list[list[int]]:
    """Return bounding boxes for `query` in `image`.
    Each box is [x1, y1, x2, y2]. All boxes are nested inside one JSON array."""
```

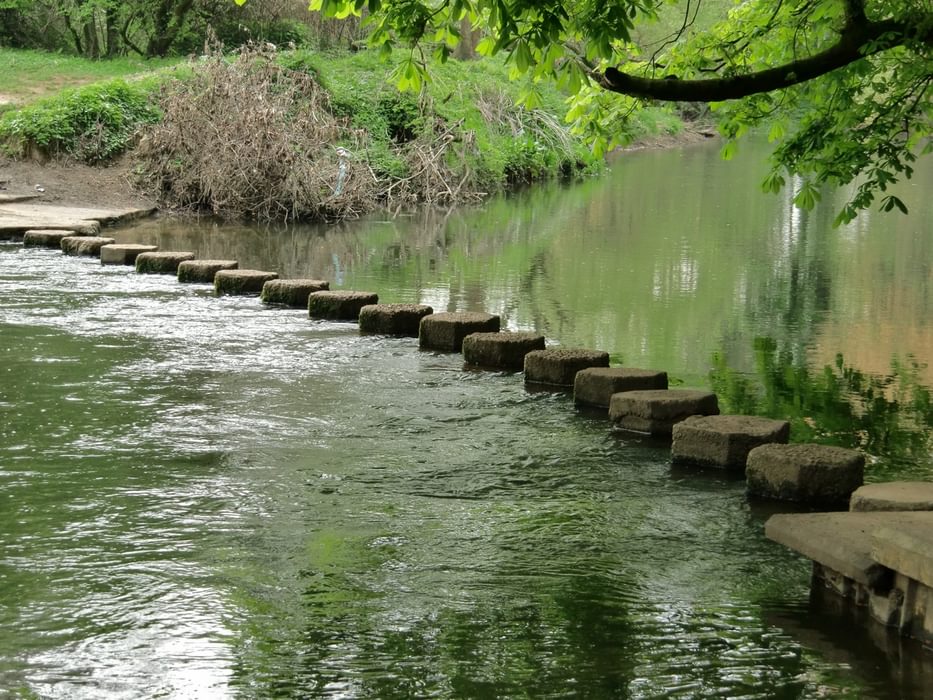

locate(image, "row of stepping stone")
[[22, 228, 871, 508]]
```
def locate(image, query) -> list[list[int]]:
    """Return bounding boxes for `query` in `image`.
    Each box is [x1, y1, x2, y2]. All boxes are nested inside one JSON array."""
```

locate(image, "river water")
[[1, 141, 931, 698]]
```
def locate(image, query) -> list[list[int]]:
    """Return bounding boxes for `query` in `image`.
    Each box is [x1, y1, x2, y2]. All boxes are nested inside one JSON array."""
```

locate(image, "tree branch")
[[600, 15, 923, 102]]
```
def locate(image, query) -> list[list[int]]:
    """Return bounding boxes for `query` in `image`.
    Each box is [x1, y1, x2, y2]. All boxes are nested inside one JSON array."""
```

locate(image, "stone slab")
[[872, 517, 933, 588], [358, 303, 433, 336], [671, 414, 790, 469], [23, 229, 76, 248], [177, 259, 238, 283], [608, 389, 719, 436], [463, 331, 546, 370], [0, 202, 155, 237], [763, 511, 933, 587], [100, 243, 158, 265], [523, 348, 610, 387], [261, 278, 330, 307], [419, 312, 501, 352], [574, 367, 669, 408], [308, 291, 379, 320], [214, 269, 279, 296], [850, 482, 933, 512], [747, 443, 864, 505], [60, 235, 115, 256], [135, 251, 195, 274]]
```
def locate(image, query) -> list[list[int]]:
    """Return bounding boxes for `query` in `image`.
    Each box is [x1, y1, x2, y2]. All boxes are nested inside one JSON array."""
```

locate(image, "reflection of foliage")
[[710, 338, 933, 475]]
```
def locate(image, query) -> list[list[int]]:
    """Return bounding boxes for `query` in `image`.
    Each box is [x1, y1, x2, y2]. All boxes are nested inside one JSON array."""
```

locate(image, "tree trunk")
[[146, 0, 195, 58]]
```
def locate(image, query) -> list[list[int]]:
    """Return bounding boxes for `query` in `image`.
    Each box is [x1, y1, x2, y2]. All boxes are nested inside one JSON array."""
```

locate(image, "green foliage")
[[0, 79, 160, 162]]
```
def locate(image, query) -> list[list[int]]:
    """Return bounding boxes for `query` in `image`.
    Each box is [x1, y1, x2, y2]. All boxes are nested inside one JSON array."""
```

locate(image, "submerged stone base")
[[23, 229, 75, 248], [308, 291, 379, 320], [261, 278, 330, 307], [573, 367, 668, 408], [418, 312, 501, 352], [766, 511, 933, 644], [177, 260, 238, 283], [671, 414, 790, 469], [359, 303, 433, 336], [850, 482, 933, 512], [60, 236, 115, 256], [215, 269, 279, 296], [608, 389, 719, 436], [463, 331, 546, 370], [747, 443, 864, 506], [523, 348, 610, 387], [100, 243, 158, 265], [135, 251, 195, 274]]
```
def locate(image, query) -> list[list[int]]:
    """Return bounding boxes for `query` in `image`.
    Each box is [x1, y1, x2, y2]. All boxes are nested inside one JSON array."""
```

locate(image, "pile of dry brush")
[[135, 45, 483, 222]]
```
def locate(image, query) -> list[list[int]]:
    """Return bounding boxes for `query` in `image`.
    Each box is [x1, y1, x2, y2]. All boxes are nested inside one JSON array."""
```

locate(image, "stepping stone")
[[177, 259, 238, 283], [60, 236, 116, 256], [574, 367, 668, 408], [746, 443, 865, 505], [524, 348, 610, 387], [359, 303, 433, 336], [100, 243, 158, 265], [135, 251, 195, 274], [308, 290, 379, 320], [463, 331, 546, 370], [23, 229, 76, 248], [418, 312, 501, 352], [214, 269, 278, 296], [849, 482, 933, 512], [608, 389, 719, 436], [671, 414, 790, 469], [261, 278, 330, 307]]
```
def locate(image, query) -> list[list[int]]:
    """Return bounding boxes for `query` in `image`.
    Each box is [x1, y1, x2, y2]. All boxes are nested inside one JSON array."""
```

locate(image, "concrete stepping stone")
[[671, 414, 790, 469], [214, 269, 278, 296], [359, 303, 433, 336], [100, 243, 158, 265], [746, 443, 864, 505], [177, 259, 238, 283], [308, 290, 379, 320], [135, 251, 195, 274], [608, 389, 719, 436], [524, 348, 610, 387], [463, 331, 546, 370], [850, 482, 933, 512], [574, 367, 668, 408], [23, 229, 76, 248], [261, 279, 330, 307], [418, 312, 501, 352], [60, 235, 115, 256]]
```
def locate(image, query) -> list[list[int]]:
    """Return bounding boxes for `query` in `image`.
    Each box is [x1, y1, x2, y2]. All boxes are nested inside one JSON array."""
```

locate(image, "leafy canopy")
[[240, 0, 932, 222]]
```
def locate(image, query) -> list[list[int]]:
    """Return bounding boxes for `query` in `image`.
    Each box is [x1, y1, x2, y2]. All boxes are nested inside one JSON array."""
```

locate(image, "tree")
[[262, 0, 931, 223]]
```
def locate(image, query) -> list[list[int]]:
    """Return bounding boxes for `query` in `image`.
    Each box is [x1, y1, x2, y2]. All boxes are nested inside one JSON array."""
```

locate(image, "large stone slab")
[[872, 516, 933, 588], [177, 259, 238, 283], [608, 389, 719, 436], [358, 303, 433, 336], [0, 202, 154, 237], [100, 243, 158, 265], [524, 348, 610, 387], [23, 229, 76, 248], [215, 269, 278, 296], [671, 414, 790, 469], [747, 443, 864, 506], [60, 235, 115, 256], [261, 279, 330, 307], [462, 331, 546, 370], [135, 251, 195, 274], [419, 312, 501, 352], [573, 367, 668, 408], [850, 482, 933, 512], [308, 290, 379, 320]]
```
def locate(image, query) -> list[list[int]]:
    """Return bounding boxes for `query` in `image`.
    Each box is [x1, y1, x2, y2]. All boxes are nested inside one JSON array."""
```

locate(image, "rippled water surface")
[[1, 142, 932, 698]]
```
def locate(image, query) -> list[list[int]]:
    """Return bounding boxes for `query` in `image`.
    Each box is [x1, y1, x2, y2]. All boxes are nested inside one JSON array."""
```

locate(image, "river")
[[1, 140, 931, 698]]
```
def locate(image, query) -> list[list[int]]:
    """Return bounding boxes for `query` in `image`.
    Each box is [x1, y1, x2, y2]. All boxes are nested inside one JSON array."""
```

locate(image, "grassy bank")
[[0, 47, 685, 220]]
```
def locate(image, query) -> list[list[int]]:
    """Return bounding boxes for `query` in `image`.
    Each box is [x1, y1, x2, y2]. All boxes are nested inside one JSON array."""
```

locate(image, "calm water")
[[1, 141, 931, 698]]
